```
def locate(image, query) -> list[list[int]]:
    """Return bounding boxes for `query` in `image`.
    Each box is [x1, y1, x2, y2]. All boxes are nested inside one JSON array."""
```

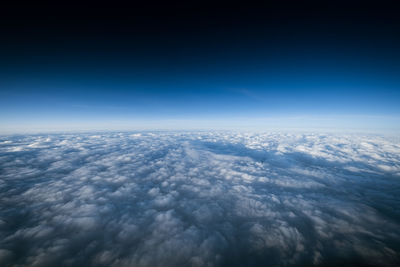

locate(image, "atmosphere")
[[1, 2, 400, 132]]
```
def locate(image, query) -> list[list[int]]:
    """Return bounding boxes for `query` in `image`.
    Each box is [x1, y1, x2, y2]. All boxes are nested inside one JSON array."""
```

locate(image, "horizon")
[[2, 115, 400, 135]]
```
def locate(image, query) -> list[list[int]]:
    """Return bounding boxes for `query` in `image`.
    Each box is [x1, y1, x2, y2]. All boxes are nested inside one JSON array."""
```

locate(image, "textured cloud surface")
[[1, 132, 400, 266]]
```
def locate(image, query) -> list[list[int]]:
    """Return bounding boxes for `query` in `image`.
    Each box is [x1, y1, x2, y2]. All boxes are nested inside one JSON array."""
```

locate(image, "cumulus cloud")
[[0, 132, 400, 266]]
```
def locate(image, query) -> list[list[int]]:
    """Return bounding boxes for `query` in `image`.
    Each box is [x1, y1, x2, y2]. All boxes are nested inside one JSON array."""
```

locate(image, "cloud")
[[0, 132, 399, 266]]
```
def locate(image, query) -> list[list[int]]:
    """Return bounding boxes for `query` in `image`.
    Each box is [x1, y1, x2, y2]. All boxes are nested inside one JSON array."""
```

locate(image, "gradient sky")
[[1, 2, 400, 132]]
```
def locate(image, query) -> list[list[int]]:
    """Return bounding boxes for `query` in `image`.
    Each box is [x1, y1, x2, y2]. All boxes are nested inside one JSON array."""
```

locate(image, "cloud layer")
[[1, 132, 400, 266]]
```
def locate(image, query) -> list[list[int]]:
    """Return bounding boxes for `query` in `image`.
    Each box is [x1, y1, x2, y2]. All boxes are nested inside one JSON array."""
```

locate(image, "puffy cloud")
[[0, 132, 400, 266]]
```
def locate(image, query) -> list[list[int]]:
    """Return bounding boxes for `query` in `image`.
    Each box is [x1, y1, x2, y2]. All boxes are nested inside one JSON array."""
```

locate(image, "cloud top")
[[1, 132, 400, 266]]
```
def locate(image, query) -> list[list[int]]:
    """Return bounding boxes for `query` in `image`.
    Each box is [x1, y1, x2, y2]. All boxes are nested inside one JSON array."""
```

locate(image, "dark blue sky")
[[1, 2, 400, 132]]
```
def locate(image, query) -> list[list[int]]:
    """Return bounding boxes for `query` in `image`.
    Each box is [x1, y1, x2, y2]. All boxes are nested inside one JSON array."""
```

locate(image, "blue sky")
[[1, 57, 400, 133], [1, 2, 400, 133], [1, 68, 399, 133]]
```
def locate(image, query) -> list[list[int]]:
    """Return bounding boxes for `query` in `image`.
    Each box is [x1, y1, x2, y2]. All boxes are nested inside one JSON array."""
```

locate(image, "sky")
[[1, 2, 400, 133]]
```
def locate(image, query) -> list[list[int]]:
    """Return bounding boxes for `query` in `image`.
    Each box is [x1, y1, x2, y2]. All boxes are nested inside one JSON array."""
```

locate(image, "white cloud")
[[0, 132, 400, 266]]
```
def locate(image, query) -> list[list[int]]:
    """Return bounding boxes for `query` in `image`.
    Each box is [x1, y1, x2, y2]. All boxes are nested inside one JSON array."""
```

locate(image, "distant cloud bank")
[[1, 132, 400, 266]]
